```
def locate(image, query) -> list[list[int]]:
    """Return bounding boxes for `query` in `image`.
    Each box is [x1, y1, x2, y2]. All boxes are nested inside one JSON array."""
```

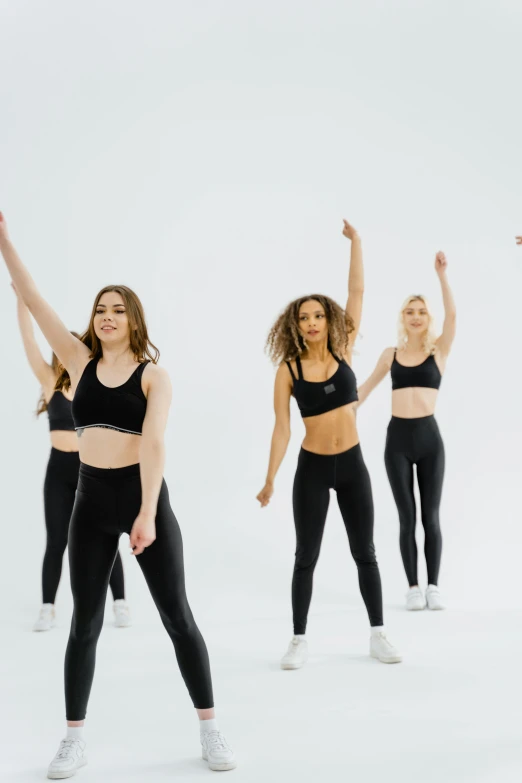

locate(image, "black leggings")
[[292, 444, 383, 635], [65, 462, 213, 720], [384, 415, 445, 587], [42, 448, 125, 604]]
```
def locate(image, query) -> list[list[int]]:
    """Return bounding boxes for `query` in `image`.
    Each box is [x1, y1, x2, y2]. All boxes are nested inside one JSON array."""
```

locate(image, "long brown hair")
[[55, 285, 160, 393], [36, 332, 81, 416], [265, 294, 355, 365]]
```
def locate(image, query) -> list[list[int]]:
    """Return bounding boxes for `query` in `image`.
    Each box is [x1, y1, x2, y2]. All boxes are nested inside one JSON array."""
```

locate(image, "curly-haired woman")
[[257, 220, 401, 670], [357, 253, 456, 611]]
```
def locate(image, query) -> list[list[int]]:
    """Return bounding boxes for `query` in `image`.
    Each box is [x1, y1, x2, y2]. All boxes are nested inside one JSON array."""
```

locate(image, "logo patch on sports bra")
[[324, 383, 336, 394]]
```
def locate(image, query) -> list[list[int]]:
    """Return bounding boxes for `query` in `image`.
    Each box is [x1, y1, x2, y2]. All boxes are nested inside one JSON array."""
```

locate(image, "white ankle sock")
[[200, 718, 219, 735], [294, 634, 306, 640], [371, 626, 385, 636], [66, 726, 84, 741]]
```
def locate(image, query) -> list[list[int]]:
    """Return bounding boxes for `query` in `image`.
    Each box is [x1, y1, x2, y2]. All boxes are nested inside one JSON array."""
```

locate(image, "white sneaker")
[[201, 730, 237, 771], [280, 636, 308, 670], [113, 599, 132, 628], [406, 586, 426, 611], [47, 738, 87, 779], [426, 585, 445, 610], [370, 631, 402, 664], [34, 604, 55, 632]]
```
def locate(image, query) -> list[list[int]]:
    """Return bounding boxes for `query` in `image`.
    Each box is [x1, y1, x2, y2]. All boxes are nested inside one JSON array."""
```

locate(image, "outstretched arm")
[[357, 347, 395, 406], [13, 285, 55, 390], [342, 220, 363, 352], [0, 213, 89, 377], [434, 251, 456, 357], [256, 364, 292, 508]]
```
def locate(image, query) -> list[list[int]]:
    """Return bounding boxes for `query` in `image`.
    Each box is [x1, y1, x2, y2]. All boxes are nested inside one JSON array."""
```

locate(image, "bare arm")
[[256, 364, 292, 507], [13, 287, 55, 391], [131, 365, 172, 556], [0, 213, 89, 377], [434, 252, 456, 358], [357, 347, 394, 406], [342, 220, 363, 353]]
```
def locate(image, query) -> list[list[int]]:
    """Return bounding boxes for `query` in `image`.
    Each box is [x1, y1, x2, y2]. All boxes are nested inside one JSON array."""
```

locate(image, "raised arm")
[[342, 220, 363, 353], [0, 212, 89, 377], [357, 347, 395, 406], [131, 364, 172, 556], [434, 251, 456, 358], [256, 364, 292, 508], [13, 284, 55, 391]]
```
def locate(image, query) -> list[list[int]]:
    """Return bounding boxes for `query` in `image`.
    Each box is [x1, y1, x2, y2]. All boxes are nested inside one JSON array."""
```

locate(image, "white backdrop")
[[1, 2, 521, 782]]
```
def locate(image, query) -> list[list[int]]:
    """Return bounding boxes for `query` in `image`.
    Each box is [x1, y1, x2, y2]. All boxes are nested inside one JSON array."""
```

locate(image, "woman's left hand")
[[516, 236, 522, 245], [435, 251, 448, 276], [130, 511, 157, 556]]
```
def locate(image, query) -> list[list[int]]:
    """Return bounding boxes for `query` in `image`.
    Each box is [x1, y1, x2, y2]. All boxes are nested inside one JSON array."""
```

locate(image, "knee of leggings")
[[70, 612, 104, 645], [162, 604, 197, 638], [294, 549, 320, 573], [352, 545, 378, 567], [422, 515, 441, 536]]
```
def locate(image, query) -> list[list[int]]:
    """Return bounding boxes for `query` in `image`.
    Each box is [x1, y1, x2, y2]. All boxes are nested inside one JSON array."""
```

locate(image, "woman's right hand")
[[256, 481, 274, 508], [516, 236, 522, 245]]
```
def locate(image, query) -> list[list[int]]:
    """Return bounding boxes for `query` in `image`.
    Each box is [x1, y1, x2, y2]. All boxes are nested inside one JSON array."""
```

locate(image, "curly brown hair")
[[55, 285, 160, 392], [265, 294, 355, 365]]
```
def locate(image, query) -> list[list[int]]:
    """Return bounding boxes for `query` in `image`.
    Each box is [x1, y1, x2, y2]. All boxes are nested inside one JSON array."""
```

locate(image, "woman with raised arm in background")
[[357, 253, 456, 611], [13, 288, 130, 631]]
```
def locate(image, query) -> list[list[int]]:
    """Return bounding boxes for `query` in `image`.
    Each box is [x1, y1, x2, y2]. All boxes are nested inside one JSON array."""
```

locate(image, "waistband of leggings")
[[50, 446, 80, 460], [79, 462, 140, 479], [299, 442, 362, 461], [389, 414, 436, 426]]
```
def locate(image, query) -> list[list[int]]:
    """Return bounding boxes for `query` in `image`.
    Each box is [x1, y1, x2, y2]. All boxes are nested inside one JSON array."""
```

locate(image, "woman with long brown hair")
[[13, 288, 130, 632], [356, 253, 456, 611], [256, 220, 401, 670], [0, 213, 235, 778]]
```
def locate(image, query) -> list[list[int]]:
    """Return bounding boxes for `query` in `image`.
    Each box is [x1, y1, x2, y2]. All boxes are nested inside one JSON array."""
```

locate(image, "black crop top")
[[72, 358, 149, 436], [286, 354, 358, 418], [47, 392, 75, 432], [391, 350, 442, 391]]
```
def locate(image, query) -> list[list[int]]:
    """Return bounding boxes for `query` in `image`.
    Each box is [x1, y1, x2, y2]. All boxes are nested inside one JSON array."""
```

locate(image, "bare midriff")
[[392, 387, 438, 419], [302, 403, 359, 455], [50, 430, 80, 453], [76, 428, 141, 469]]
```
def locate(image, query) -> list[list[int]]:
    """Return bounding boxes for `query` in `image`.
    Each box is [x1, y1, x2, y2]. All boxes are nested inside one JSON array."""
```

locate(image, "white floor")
[[3, 592, 522, 783]]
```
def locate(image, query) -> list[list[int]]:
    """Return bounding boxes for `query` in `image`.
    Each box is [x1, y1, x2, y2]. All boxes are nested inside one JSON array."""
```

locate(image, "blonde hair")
[[397, 295, 437, 354]]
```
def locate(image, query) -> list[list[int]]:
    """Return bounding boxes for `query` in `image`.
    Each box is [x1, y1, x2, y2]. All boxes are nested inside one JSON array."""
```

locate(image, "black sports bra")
[[47, 391, 75, 432], [286, 353, 358, 419], [72, 357, 149, 436], [391, 350, 442, 391]]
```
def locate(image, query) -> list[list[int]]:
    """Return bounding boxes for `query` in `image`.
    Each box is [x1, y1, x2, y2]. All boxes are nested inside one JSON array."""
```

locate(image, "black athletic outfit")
[[42, 393, 125, 605], [384, 352, 444, 587], [67, 358, 213, 719], [286, 354, 383, 635]]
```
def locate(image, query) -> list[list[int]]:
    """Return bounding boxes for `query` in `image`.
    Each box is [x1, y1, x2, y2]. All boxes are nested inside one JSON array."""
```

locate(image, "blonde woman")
[[357, 253, 456, 611]]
